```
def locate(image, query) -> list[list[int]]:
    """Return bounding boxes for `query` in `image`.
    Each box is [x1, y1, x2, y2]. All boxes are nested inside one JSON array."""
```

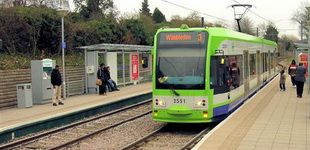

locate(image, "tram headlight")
[[194, 100, 206, 108], [155, 99, 165, 107]]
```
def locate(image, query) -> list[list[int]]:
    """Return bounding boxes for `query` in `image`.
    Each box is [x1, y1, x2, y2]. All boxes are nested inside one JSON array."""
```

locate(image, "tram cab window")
[[210, 56, 231, 94]]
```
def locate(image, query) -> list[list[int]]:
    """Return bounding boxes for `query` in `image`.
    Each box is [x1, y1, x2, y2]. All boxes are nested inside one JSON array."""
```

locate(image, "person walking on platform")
[[288, 60, 297, 87], [279, 70, 286, 91], [97, 63, 108, 96], [295, 63, 307, 98], [106, 66, 120, 92], [51, 65, 64, 106]]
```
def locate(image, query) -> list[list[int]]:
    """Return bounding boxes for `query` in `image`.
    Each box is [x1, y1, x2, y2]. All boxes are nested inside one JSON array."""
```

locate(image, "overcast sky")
[[70, 0, 308, 39]]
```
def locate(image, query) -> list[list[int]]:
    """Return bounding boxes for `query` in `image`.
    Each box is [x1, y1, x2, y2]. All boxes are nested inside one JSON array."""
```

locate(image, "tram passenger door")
[[210, 56, 231, 95], [243, 51, 250, 98], [256, 50, 261, 86], [268, 51, 271, 77]]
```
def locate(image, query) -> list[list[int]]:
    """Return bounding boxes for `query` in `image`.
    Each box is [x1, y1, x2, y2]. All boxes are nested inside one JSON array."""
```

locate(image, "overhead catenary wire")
[[161, 0, 229, 22], [233, 0, 273, 24]]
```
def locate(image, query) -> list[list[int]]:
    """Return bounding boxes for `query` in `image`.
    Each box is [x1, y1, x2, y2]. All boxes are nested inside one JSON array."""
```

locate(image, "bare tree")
[[0, 0, 70, 9], [235, 17, 255, 35], [291, 1, 310, 40]]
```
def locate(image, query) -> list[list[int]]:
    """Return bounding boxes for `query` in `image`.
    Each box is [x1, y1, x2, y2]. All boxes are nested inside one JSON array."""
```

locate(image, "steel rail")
[[48, 111, 152, 150], [179, 127, 212, 150], [119, 125, 166, 150], [0, 99, 152, 150]]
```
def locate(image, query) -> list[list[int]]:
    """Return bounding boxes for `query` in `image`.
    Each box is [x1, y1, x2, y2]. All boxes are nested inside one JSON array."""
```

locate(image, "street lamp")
[[58, 4, 69, 99], [306, 7, 310, 94]]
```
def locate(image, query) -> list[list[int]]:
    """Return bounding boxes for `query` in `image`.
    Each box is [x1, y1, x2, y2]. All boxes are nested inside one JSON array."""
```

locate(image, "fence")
[[0, 66, 85, 110]]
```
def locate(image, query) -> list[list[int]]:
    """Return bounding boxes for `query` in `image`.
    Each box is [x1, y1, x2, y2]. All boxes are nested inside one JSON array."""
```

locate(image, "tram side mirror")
[[142, 57, 148, 68]]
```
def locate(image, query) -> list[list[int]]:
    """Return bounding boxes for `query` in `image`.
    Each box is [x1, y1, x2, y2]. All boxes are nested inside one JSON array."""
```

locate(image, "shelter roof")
[[77, 43, 153, 52]]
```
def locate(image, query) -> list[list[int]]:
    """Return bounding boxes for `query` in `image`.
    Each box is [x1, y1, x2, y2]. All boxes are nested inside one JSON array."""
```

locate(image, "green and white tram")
[[152, 25, 277, 123]]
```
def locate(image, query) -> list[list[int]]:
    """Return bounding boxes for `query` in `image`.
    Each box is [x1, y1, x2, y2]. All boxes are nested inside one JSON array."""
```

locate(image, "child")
[[280, 70, 286, 91]]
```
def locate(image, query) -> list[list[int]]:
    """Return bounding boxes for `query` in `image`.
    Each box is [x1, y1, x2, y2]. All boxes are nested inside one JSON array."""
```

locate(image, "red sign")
[[299, 54, 308, 77], [300, 54, 308, 61], [131, 54, 139, 80]]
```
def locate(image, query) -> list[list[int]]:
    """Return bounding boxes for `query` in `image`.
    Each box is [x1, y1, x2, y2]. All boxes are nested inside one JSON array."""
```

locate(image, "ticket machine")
[[31, 59, 56, 104]]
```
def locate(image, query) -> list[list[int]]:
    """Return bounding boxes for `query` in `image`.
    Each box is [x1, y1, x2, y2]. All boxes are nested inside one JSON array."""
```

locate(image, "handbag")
[[96, 79, 102, 86]]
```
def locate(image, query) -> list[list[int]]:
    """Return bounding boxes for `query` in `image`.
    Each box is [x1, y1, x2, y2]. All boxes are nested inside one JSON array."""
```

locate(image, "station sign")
[[62, 42, 66, 49], [299, 53, 308, 77], [131, 54, 139, 80], [42, 59, 53, 67]]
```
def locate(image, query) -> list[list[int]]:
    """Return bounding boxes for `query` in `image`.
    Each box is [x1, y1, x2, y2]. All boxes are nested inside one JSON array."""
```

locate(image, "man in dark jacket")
[[97, 63, 108, 95], [51, 65, 64, 106], [295, 63, 307, 98]]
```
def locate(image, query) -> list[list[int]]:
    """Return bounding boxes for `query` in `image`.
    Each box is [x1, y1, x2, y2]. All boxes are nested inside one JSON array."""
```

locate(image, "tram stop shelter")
[[78, 43, 153, 94]]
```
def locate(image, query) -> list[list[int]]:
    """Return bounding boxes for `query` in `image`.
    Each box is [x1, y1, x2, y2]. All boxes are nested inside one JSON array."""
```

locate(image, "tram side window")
[[210, 56, 230, 94], [249, 54, 256, 79], [263, 53, 267, 73], [229, 55, 243, 90]]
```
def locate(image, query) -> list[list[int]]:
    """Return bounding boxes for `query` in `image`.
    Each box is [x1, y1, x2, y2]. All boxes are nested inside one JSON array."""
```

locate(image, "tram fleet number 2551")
[[174, 98, 186, 103]]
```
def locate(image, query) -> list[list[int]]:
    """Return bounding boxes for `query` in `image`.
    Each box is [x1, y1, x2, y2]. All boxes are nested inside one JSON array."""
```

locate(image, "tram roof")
[[77, 43, 153, 52]]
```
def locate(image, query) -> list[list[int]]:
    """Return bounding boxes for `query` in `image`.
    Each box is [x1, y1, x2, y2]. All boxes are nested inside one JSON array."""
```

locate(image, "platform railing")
[[65, 76, 86, 97]]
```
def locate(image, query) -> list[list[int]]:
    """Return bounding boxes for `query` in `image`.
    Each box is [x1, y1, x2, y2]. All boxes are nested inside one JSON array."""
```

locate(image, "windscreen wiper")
[[156, 64, 180, 96]]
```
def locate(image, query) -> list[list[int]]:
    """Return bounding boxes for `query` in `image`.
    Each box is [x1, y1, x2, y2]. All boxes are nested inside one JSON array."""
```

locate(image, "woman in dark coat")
[[97, 63, 108, 95]]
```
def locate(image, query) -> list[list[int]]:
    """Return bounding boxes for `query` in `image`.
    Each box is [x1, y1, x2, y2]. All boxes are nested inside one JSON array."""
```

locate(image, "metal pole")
[[84, 49, 88, 93], [237, 19, 242, 32], [308, 45, 310, 94], [122, 50, 125, 87], [301, 21, 304, 41], [307, 7, 310, 94], [62, 16, 66, 99]]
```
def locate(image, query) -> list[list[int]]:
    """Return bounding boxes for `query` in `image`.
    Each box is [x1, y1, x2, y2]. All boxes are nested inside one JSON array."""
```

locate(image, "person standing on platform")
[[295, 63, 307, 98], [288, 60, 297, 87], [97, 63, 108, 96], [279, 70, 286, 91], [106, 66, 120, 92], [51, 65, 64, 106]]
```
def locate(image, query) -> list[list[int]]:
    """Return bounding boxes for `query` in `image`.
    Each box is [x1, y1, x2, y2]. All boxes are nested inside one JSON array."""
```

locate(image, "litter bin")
[[16, 83, 32, 108]]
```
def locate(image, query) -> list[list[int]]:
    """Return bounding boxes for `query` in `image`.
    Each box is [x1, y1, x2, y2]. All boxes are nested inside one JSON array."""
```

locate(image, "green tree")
[[140, 0, 151, 17], [264, 24, 279, 43], [120, 14, 155, 45], [0, 8, 32, 54], [152, 7, 165, 23], [169, 13, 201, 28], [73, 0, 114, 19]]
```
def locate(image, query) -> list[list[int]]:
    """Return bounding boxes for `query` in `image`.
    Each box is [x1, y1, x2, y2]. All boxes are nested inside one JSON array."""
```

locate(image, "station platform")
[[0, 82, 152, 133], [194, 75, 309, 149]]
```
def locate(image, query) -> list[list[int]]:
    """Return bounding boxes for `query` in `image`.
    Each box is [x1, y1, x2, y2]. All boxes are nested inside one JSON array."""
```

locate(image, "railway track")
[[121, 123, 216, 150], [0, 100, 152, 150]]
